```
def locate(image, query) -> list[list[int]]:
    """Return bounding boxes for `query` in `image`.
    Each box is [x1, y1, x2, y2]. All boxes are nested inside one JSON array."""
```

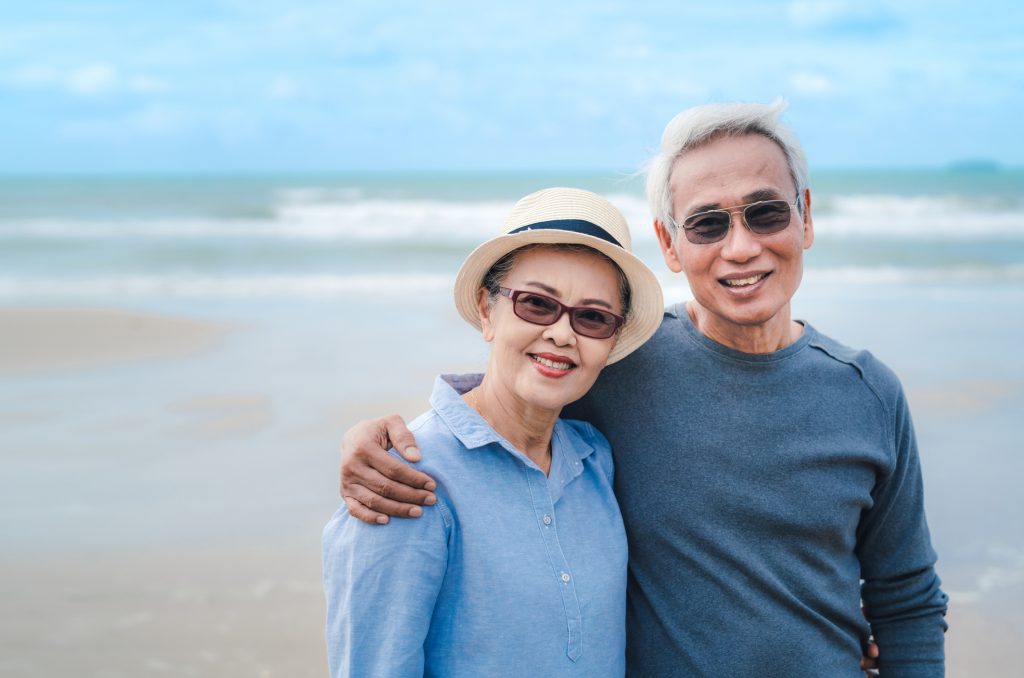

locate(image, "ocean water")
[[1, 170, 1022, 305], [1, 170, 1023, 674]]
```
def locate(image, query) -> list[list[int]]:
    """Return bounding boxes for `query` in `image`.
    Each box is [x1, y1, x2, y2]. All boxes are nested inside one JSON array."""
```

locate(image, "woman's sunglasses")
[[673, 198, 800, 244], [498, 288, 624, 340]]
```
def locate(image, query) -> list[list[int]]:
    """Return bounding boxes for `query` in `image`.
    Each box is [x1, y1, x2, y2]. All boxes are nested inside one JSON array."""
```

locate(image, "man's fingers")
[[343, 496, 390, 525], [369, 449, 437, 493], [345, 484, 426, 520], [340, 417, 392, 496], [859, 639, 879, 671], [338, 414, 435, 511], [398, 445, 421, 463], [382, 415, 422, 463], [355, 464, 436, 506]]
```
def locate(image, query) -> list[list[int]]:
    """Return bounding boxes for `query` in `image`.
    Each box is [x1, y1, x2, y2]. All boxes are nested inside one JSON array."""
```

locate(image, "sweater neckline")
[[669, 302, 814, 364]]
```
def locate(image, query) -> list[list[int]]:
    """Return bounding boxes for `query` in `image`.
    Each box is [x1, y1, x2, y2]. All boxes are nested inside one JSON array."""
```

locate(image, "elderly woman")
[[322, 188, 664, 677]]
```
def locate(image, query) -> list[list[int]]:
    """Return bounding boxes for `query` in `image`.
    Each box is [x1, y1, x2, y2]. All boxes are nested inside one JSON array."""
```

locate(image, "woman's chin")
[[514, 376, 595, 412]]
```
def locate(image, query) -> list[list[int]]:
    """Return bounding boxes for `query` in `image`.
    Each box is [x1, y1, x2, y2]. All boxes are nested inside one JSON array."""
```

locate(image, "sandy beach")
[[0, 300, 449, 677], [0, 306, 230, 375], [2, 168, 1023, 676], [2, 0, 1023, 666], [0, 293, 1021, 677], [0, 543, 325, 677]]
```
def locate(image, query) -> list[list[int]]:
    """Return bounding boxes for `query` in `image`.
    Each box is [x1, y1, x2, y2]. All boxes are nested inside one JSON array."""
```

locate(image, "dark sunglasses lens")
[[744, 201, 792, 234], [513, 293, 561, 323], [570, 308, 619, 338], [683, 212, 731, 244]]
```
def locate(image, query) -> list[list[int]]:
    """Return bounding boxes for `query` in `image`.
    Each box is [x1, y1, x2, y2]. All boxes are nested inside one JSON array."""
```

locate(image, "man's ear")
[[476, 288, 495, 342], [654, 220, 684, 273], [801, 188, 814, 250]]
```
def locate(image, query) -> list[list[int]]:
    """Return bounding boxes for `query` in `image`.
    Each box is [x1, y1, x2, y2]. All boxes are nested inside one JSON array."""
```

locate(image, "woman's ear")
[[476, 288, 495, 342]]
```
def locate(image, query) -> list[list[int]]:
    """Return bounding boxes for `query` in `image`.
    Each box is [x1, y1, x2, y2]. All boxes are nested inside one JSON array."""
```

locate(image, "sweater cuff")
[[872, 612, 947, 677]]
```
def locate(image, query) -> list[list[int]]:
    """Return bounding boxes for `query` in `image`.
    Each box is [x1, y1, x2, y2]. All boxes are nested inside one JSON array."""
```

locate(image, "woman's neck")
[[463, 378, 557, 475]]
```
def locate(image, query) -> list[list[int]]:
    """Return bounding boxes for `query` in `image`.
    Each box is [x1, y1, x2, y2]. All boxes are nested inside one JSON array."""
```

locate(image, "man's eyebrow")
[[743, 188, 786, 203], [522, 282, 614, 310], [686, 201, 722, 216], [685, 188, 787, 216]]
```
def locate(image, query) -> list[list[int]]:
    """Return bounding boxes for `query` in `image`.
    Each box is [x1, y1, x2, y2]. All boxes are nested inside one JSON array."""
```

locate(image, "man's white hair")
[[645, 100, 810, 234]]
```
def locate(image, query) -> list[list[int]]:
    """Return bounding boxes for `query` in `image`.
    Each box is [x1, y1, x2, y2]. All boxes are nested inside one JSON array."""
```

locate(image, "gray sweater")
[[566, 304, 947, 677]]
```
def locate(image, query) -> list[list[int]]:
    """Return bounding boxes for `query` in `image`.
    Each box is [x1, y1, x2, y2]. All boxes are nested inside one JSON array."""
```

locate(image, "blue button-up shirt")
[[323, 375, 627, 677]]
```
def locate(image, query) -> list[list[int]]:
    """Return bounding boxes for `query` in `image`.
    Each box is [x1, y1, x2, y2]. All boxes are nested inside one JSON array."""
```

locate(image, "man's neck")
[[686, 301, 804, 354]]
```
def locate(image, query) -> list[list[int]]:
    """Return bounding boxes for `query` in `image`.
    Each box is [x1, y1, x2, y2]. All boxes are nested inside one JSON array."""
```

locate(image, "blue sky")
[[2, 0, 1022, 172]]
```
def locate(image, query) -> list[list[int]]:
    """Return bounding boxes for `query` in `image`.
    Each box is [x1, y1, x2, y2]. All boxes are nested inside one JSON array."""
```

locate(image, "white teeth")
[[723, 273, 767, 287], [532, 355, 574, 370]]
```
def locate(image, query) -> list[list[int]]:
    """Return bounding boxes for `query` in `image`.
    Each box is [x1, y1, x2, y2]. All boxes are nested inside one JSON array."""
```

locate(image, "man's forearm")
[[871, 609, 947, 677]]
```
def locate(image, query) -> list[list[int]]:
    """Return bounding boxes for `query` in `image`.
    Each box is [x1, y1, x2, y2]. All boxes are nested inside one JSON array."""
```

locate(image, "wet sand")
[[0, 543, 327, 678], [1, 295, 1022, 677], [0, 306, 230, 375]]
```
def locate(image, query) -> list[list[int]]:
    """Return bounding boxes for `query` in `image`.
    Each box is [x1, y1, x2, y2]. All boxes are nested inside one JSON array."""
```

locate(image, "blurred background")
[[1, 2, 1022, 676]]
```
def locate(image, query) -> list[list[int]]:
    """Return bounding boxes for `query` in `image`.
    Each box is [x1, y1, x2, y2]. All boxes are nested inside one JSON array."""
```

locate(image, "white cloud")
[[788, 0, 849, 28], [611, 45, 653, 60], [7, 65, 61, 87], [267, 75, 299, 100], [127, 76, 168, 94], [68, 63, 117, 95], [789, 71, 833, 95], [126, 103, 187, 134], [3, 62, 166, 96], [786, 0, 901, 35], [59, 103, 190, 141]]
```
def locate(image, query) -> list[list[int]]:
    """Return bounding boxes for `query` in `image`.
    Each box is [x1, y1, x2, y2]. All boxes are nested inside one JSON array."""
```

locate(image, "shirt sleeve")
[[856, 386, 948, 676], [322, 498, 450, 678]]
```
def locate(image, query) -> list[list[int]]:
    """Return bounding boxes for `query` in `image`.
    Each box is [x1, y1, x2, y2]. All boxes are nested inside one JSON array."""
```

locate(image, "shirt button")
[[543, 515, 552, 525], [560, 572, 571, 583]]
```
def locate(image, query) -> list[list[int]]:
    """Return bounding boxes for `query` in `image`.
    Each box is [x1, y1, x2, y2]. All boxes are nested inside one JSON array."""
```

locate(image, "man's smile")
[[720, 272, 770, 288]]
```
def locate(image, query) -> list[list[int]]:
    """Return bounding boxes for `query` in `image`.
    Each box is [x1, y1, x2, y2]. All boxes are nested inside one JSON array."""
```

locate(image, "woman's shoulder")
[[324, 411, 457, 547], [387, 406, 485, 507], [558, 417, 610, 448], [401, 407, 468, 472]]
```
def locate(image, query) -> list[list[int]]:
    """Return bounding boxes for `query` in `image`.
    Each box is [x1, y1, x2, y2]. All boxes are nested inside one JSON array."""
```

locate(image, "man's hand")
[[860, 640, 879, 676], [339, 415, 437, 524]]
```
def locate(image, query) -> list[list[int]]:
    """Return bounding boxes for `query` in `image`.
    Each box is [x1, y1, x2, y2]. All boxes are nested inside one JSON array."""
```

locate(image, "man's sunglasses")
[[498, 288, 624, 340], [672, 198, 800, 244]]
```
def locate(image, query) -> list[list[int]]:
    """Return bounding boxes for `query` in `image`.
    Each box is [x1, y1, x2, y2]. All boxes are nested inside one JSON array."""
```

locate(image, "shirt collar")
[[431, 374, 596, 466]]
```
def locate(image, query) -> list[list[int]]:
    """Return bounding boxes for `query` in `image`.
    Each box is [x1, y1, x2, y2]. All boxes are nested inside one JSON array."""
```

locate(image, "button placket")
[[526, 470, 583, 662]]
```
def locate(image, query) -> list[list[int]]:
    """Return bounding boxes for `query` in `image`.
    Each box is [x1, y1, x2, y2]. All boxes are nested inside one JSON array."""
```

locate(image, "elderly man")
[[335, 102, 947, 676]]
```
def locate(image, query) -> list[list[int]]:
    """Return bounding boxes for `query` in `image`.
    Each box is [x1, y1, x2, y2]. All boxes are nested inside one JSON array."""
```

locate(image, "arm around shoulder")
[[340, 414, 438, 524]]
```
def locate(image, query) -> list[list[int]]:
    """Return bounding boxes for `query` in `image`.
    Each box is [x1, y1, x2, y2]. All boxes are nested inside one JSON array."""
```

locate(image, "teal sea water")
[[1, 169, 1022, 305], [1, 170, 1023, 674]]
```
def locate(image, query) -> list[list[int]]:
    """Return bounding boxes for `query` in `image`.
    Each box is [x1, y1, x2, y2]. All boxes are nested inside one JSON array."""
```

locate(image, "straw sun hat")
[[453, 187, 664, 365]]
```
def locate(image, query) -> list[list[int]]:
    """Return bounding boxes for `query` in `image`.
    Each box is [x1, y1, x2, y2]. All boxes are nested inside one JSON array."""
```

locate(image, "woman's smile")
[[529, 351, 578, 377]]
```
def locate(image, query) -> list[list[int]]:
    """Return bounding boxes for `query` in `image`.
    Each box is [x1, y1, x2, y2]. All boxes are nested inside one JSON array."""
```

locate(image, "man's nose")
[[720, 212, 761, 262]]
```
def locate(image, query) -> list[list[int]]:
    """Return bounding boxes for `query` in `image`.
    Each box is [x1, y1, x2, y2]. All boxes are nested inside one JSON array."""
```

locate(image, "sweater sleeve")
[[322, 496, 451, 678], [856, 385, 948, 676]]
